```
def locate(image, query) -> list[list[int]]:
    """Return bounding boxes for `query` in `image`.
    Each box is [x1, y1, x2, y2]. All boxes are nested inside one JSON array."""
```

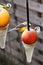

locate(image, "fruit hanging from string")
[[21, 0, 39, 63], [0, 3, 11, 49]]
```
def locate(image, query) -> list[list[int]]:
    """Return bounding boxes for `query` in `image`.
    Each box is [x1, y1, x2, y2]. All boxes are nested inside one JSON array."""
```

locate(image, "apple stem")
[[26, 0, 29, 30]]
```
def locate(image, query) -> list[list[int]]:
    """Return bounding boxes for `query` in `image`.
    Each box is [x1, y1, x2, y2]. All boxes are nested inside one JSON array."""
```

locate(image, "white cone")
[[22, 41, 35, 63], [0, 24, 9, 49]]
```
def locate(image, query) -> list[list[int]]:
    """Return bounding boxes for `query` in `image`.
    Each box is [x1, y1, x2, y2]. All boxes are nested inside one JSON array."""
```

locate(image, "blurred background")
[[0, 0, 43, 65]]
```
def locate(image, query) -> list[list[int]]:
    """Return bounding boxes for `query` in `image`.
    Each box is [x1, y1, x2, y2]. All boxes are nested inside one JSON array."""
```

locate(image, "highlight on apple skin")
[[21, 29, 38, 45]]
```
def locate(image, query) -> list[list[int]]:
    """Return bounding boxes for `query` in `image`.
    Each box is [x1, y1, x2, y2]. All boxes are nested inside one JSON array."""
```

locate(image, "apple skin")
[[21, 29, 38, 45]]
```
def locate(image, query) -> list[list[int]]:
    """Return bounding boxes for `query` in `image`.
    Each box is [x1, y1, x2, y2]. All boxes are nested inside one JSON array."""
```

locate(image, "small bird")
[[0, 3, 11, 10], [8, 22, 31, 33]]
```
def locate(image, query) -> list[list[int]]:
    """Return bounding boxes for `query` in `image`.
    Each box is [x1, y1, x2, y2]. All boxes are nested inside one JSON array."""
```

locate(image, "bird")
[[0, 3, 11, 10], [8, 22, 31, 33], [8, 22, 40, 33]]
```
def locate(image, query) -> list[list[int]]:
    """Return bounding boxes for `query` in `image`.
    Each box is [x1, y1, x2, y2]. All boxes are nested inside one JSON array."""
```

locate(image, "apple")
[[21, 29, 38, 45]]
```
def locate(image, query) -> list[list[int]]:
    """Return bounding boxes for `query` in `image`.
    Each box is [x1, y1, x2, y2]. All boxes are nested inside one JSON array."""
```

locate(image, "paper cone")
[[0, 24, 9, 49], [22, 41, 35, 63]]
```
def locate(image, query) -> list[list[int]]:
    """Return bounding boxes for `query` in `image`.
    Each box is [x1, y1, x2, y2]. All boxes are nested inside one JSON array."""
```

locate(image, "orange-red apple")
[[21, 29, 38, 45]]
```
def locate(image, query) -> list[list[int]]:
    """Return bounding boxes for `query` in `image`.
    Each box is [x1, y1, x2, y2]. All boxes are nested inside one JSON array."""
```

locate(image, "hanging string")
[[26, 0, 30, 30]]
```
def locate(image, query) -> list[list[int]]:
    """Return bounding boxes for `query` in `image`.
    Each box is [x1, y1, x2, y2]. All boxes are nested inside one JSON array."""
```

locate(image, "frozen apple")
[[21, 29, 38, 62], [21, 29, 38, 45]]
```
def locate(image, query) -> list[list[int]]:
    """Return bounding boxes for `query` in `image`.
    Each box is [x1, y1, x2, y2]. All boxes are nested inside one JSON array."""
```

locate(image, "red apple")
[[21, 29, 38, 45]]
